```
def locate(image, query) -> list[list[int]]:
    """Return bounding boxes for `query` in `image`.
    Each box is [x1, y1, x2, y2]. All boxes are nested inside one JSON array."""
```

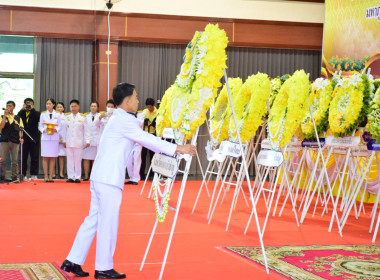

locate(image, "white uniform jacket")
[[58, 112, 66, 144], [91, 108, 177, 188], [38, 110, 62, 141], [63, 112, 91, 148], [85, 112, 101, 146]]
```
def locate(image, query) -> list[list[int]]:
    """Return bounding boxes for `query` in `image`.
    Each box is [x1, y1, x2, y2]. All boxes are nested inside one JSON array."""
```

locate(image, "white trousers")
[[67, 181, 122, 270], [66, 147, 83, 180], [126, 145, 142, 182]]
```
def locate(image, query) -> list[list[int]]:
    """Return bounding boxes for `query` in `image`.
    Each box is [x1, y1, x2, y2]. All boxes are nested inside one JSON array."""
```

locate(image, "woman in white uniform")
[[56, 102, 66, 179], [39, 98, 62, 182], [83, 101, 101, 181]]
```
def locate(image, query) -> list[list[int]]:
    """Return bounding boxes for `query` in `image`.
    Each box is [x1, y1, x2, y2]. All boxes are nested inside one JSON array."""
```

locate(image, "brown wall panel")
[[8, 9, 125, 39], [126, 16, 233, 43], [0, 5, 322, 50], [0, 9, 10, 31], [234, 22, 323, 50]]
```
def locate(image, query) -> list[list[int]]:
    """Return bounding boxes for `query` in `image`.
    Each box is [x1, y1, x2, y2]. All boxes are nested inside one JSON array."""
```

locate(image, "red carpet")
[[0, 179, 376, 279]]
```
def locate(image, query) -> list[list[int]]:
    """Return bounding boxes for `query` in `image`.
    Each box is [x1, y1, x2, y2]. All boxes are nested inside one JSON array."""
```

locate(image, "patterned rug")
[[224, 244, 380, 280], [0, 262, 73, 280]]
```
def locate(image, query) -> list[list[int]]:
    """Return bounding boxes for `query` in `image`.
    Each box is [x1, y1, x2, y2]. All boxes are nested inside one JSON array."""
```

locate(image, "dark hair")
[[145, 98, 155, 106], [106, 99, 115, 106], [90, 101, 99, 108], [57, 102, 65, 112], [70, 99, 80, 105], [46, 98, 56, 105], [24, 98, 34, 104], [6, 100, 15, 107], [112, 83, 135, 106]]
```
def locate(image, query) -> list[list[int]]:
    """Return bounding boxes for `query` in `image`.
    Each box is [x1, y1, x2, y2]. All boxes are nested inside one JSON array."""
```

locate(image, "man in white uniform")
[[99, 99, 115, 136], [83, 101, 101, 181], [125, 111, 145, 185], [63, 100, 91, 183], [61, 83, 196, 279]]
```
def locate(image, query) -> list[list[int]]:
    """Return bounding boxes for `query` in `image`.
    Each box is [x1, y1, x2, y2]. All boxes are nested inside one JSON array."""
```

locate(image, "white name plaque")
[[162, 127, 175, 139], [151, 154, 178, 178], [220, 140, 242, 158], [326, 136, 360, 147], [257, 150, 284, 167], [261, 138, 271, 150]]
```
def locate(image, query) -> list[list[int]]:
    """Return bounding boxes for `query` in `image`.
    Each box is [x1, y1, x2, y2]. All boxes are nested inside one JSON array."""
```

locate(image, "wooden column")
[[92, 40, 118, 111]]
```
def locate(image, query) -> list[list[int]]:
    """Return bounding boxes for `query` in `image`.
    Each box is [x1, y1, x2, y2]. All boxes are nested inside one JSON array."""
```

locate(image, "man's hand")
[[99, 113, 106, 120], [85, 143, 90, 148], [3, 108, 9, 116], [20, 138, 24, 144], [175, 144, 197, 156], [63, 142, 66, 148]]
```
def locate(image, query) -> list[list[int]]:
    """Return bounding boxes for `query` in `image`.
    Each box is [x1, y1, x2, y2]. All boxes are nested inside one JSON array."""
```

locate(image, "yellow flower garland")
[[367, 81, 380, 141], [267, 70, 310, 149], [301, 78, 334, 139], [167, 24, 228, 140], [230, 73, 271, 142], [156, 84, 175, 137], [210, 77, 243, 145], [328, 73, 371, 137]]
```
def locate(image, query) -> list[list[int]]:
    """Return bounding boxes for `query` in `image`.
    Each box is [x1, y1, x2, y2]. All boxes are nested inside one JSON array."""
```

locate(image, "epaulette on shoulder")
[[137, 110, 143, 113], [84, 112, 90, 115], [41, 111, 47, 114], [99, 111, 106, 114], [65, 112, 71, 115], [80, 113, 86, 117]]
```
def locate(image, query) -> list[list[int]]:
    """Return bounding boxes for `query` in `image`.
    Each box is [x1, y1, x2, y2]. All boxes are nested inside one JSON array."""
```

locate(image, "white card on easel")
[[151, 154, 178, 178]]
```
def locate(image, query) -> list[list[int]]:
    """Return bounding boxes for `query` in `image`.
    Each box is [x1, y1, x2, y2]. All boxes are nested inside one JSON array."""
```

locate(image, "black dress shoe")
[[61, 259, 89, 277], [83, 178, 89, 181], [66, 179, 74, 183], [125, 181, 138, 185], [75, 179, 81, 183], [94, 269, 126, 279]]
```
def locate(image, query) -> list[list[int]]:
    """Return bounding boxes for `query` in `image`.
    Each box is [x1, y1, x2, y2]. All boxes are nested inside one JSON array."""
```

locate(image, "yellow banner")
[[322, 0, 380, 79]]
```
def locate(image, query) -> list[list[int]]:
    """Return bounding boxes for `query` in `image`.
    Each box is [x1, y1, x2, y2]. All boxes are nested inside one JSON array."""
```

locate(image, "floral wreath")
[[301, 78, 335, 139], [328, 72, 372, 137], [166, 24, 228, 141], [229, 73, 271, 142], [156, 85, 175, 137], [152, 174, 172, 222], [209, 77, 243, 146], [267, 70, 310, 150], [368, 82, 380, 142]]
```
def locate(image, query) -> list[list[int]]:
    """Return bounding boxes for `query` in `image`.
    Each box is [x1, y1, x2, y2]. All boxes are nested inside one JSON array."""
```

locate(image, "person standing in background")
[[83, 101, 101, 181], [125, 110, 145, 185], [140, 98, 157, 180], [39, 98, 62, 182], [63, 100, 90, 183], [0, 101, 24, 182], [17, 98, 41, 180], [56, 102, 66, 179], [99, 99, 115, 136]]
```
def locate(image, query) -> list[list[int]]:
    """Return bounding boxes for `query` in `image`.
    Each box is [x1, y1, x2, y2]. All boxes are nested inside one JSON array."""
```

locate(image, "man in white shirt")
[[83, 101, 101, 181], [63, 99, 91, 183], [61, 83, 196, 279], [125, 111, 145, 185]]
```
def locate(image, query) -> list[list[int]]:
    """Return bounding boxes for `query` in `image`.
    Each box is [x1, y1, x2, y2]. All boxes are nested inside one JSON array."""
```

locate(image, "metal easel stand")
[[222, 69, 269, 272], [298, 107, 343, 236], [141, 135, 207, 199], [140, 127, 200, 280]]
